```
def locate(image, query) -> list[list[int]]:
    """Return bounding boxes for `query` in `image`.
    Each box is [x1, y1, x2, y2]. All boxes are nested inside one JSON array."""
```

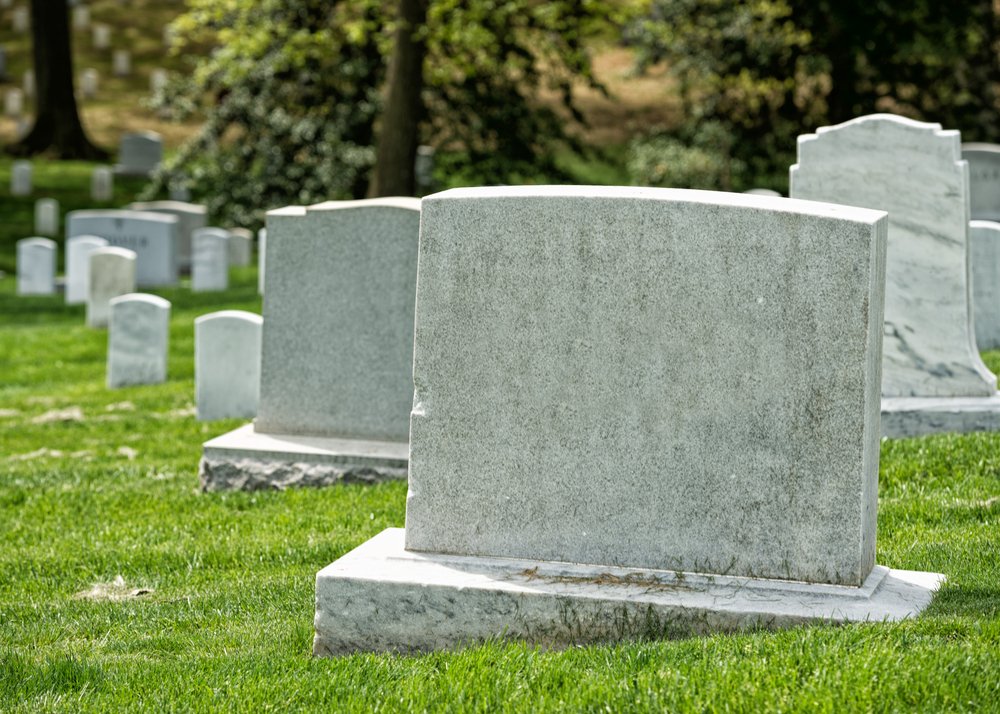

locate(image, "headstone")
[[194, 311, 262, 421], [67, 209, 179, 287], [149, 68, 168, 94], [86, 247, 136, 328], [11, 160, 31, 196], [168, 179, 191, 202], [34, 198, 59, 236], [790, 114, 1000, 437], [91, 165, 113, 200], [107, 293, 170, 388], [199, 198, 419, 491], [4, 87, 23, 117], [92, 23, 109, 50], [65, 234, 108, 304], [191, 227, 229, 292], [14, 117, 28, 140], [71, 3, 88, 29], [22, 68, 33, 98], [257, 227, 266, 295], [226, 227, 252, 267], [970, 220, 1000, 351], [11, 6, 28, 32], [415, 145, 435, 195], [80, 68, 98, 99], [115, 131, 162, 176], [112, 50, 130, 78], [126, 200, 206, 271], [962, 143, 1000, 221], [744, 188, 781, 197], [312, 186, 944, 655], [16, 237, 56, 295]]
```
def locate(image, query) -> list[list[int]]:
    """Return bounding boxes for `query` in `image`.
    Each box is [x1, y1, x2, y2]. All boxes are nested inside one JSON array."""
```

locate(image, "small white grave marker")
[[16, 237, 56, 295], [11, 160, 31, 196], [71, 4, 89, 29], [4, 87, 23, 117], [34, 198, 59, 236], [87, 247, 136, 328], [65, 234, 109, 305], [107, 294, 170, 388], [91, 166, 113, 201], [192, 227, 229, 292], [112, 50, 130, 77], [11, 6, 28, 32], [92, 23, 110, 50], [149, 68, 168, 94], [227, 227, 252, 267], [80, 68, 98, 99], [195, 311, 262, 421]]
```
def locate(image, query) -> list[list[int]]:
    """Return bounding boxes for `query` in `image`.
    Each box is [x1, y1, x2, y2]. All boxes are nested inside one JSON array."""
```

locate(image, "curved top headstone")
[[790, 113, 994, 398], [962, 142, 1000, 221]]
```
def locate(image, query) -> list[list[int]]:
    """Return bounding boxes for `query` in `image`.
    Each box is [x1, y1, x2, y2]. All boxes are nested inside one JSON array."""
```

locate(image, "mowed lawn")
[[0, 170, 999, 711]]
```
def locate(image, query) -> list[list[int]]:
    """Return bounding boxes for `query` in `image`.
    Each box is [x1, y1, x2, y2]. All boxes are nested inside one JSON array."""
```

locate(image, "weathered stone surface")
[[882, 395, 1000, 437], [65, 235, 109, 304], [107, 293, 170, 388], [256, 197, 420, 441], [86, 247, 136, 328], [963, 143, 1000, 221], [16, 236, 56, 295], [970, 220, 1000, 351], [127, 200, 207, 270], [195, 310, 262, 421], [313, 529, 944, 655], [791, 114, 995, 399], [67, 209, 179, 287], [191, 228, 229, 292]]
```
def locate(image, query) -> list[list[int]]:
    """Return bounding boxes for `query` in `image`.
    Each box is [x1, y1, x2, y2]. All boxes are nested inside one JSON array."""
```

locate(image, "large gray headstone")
[[970, 220, 1000, 351], [112, 49, 130, 78], [962, 143, 1000, 221], [107, 293, 170, 388], [255, 198, 421, 441], [790, 114, 995, 398], [126, 200, 207, 269], [115, 131, 162, 176], [65, 235, 109, 305], [195, 311, 262, 421], [87, 247, 137, 328], [67, 209, 179, 287], [16, 237, 56, 295], [191, 227, 229, 292], [92, 23, 110, 49]]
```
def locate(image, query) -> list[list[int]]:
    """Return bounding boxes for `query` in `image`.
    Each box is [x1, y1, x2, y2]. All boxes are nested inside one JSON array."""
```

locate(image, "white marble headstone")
[[16, 237, 56, 295], [65, 234, 109, 305], [226, 227, 252, 267], [92, 23, 110, 50], [257, 227, 266, 295], [790, 114, 996, 398], [34, 198, 59, 236], [970, 220, 1000, 351], [962, 143, 1000, 222], [107, 293, 170, 388], [116, 131, 162, 176], [112, 50, 130, 78], [192, 228, 229, 292], [4, 87, 23, 117], [80, 68, 98, 99], [67, 209, 179, 287], [194, 311, 262, 421], [11, 160, 31, 196], [149, 68, 168, 94], [90, 165, 113, 200], [87, 247, 137, 328], [11, 6, 28, 32]]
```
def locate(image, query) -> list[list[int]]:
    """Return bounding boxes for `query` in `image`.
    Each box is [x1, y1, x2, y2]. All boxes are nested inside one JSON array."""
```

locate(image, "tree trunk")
[[367, 0, 428, 197], [6, 0, 108, 159]]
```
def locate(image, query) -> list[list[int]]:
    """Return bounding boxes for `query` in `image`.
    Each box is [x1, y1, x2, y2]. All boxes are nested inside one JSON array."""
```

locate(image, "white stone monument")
[[11, 6, 28, 32], [191, 227, 229, 292], [195, 311, 262, 421], [149, 68, 168, 94], [80, 68, 98, 99], [34, 198, 59, 236], [112, 49, 130, 78], [4, 87, 23, 117], [67, 210, 179, 287], [744, 187, 781, 196], [963, 143, 1000, 221], [790, 114, 1000, 437], [107, 293, 170, 388], [71, 4, 88, 29], [257, 227, 266, 295], [226, 227, 252, 267], [970, 220, 1000, 351], [92, 23, 109, 50], [65, 234, 109, 304], [126, 200, 206, 271], [90, 165, 112, 200], [115, 131, 162, 176], [10, 160, 31, 196], [199, 198, 419, 491], [312, 185, 944, 655], [86, 247, 136, 328], [16, 237, 56, 295]]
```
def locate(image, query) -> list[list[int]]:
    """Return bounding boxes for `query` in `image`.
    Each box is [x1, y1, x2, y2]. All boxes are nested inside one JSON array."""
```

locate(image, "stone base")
[[313, 528, 944, 656], [200, 423, 407, 492], [882, 394, 1000, 437]]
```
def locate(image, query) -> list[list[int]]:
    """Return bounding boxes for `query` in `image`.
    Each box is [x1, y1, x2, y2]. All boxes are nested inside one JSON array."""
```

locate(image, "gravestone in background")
[[970, 220, 1000, 351], [86, 247, 136, 328], [257, 227, 266, 295], [65, 235, 109, 305], [115, 131, 162, 176], [16, 237, 56, 295], [112, 50, 130, 78], [34, 198, 59, 236], [80, 68, 99, 99], [92, 24, 110, 49], [195, 311, 262, 421], [200, 198, 419, 491], [127, 200, 207, 270], [313, 186, 944, 655], [10, 160, 30, 196], [227, 227, 253, 267], [107, 294, 170, 388], [91, 166, 113, 200], [11, 6, 27, 33], [67, 209, 179, 287], [791, 114, 1000, 437], [4, 87, 22, 117], [191, 228, 229, 292], [962, 143, 1000, 221]]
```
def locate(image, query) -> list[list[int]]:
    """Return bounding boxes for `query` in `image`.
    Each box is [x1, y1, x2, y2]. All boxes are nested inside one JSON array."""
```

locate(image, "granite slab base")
[[882, 394, 1000, 437], [200, 423, 407, 491], [313, 529, 944, 656]]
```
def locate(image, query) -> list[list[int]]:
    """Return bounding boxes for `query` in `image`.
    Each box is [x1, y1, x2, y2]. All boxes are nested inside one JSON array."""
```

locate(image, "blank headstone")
[[16, 237, 56, 295], [91, 166, 113, 201], [971, 220, 1000, 351], [962, 143, 1000, 221], [415, 145, 435, 195], [107, 293, 170, 388], [226, 227, 252, 267], [11, 160, 31, 196], [92, 23, 109, 49], [195, 311, 262, 421], [168, 180, 191, 202], [71, 3, 88, 29], [112, 49, 130, 77], [87, 247, 136, 328], [65, 234, 109, 304], [149, 68, 168, 94], [34, 198, 59, 236], [191, 228, 229, 292], [257, 227, 266, 295], [126, 200, 206, 270], [4, 87, 23, 117], [11, 6, 28, 32], [67, 209, 179, 287], [115, 131, 162, 176], [80, 68, 98, 99], [22, 68, 33, 98]]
